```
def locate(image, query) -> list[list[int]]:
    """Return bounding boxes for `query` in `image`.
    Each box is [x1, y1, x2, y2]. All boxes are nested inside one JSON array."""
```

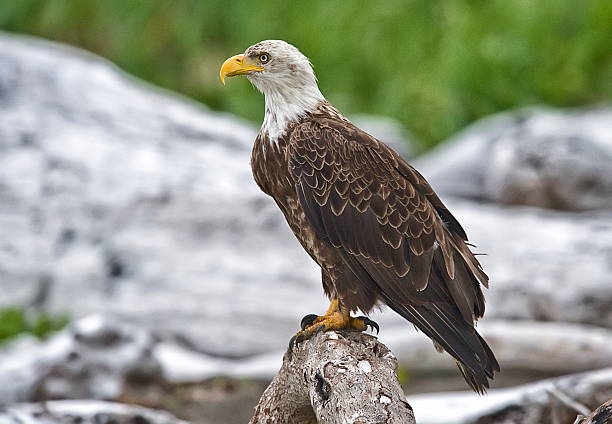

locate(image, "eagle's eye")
[[258, 54, 270, 64]]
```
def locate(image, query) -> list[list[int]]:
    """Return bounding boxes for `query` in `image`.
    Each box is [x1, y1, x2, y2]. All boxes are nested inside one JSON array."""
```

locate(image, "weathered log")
[[576, 398, 612, 424], [249, 331, 415, 424], [411, 367, 612, 424]]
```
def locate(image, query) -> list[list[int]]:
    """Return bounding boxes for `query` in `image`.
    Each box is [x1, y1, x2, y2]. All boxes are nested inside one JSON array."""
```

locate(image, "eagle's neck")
[[261, 84, 325, 143]]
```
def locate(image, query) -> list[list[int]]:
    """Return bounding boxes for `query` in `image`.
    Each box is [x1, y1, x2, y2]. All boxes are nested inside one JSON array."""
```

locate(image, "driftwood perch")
[[250, 331, 415, 424]]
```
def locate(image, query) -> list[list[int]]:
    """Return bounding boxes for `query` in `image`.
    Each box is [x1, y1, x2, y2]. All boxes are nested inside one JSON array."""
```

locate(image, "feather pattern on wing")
[[287, 116, 499, 392]]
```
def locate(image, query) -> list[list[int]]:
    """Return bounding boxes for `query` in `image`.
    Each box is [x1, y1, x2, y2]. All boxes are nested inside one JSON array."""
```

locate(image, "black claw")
[[288, 335, 297, 351], [288, 330, 308, 353], [300, 314, 319, 330], [357, 316, 380, 334]]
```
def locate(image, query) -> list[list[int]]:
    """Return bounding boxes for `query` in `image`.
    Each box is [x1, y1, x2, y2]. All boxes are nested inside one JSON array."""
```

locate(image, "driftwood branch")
[[411, 367, 612, 424], [249, 331, 415, 424], [575, 398, 612, 424]]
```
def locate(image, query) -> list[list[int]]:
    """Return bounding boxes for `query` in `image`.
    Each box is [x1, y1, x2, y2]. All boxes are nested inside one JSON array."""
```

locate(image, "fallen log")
[[411, 367, 612, 424]]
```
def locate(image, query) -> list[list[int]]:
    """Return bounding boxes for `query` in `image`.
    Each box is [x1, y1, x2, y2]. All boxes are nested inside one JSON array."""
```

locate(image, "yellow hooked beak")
[[219, 54, 264, 85]]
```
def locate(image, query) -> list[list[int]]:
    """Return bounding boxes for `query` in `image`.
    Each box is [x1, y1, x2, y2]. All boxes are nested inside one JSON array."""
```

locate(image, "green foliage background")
[[0, 307, 69, 344], [0, 0, 610, 149]]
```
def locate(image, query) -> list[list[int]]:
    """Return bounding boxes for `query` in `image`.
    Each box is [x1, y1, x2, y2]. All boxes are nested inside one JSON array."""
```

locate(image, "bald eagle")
[[220, 40, 499, 392]]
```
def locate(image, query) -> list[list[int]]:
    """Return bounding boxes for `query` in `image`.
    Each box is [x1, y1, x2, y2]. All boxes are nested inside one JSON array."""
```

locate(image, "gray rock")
[[415, 106, 612, 211], [0, 400, 187, 424], [0, 315, 160, 404]]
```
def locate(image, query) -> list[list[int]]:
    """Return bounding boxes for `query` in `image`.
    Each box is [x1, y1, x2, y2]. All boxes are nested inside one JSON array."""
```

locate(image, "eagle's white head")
[[220, 40, 326, 141]]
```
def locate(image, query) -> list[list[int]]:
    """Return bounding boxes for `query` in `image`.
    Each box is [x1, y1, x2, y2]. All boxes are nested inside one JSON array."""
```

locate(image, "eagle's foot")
[[288, 307, 379, 356], [300, 313, 379, 334]]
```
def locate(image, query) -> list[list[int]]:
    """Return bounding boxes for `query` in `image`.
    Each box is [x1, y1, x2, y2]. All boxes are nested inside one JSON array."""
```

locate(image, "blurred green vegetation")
[[0, 306, 70, 344], [0, 0, 610, 149], [396, 364, 410, 387]]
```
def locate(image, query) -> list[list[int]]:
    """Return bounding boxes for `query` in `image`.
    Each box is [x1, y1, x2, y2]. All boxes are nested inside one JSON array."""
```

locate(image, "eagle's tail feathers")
[[385, 299, 499, 393]]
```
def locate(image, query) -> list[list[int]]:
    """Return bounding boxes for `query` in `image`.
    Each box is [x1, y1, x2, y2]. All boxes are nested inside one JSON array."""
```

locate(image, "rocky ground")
[[1, 32, 611, 423]]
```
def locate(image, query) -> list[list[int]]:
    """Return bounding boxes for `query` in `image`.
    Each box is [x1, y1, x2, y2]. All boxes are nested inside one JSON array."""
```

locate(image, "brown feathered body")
[[251, 101, 499, 392]]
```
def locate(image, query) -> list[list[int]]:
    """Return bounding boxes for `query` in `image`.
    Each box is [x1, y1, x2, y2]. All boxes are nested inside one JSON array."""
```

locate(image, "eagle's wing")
[[288, 118, 499, 392]]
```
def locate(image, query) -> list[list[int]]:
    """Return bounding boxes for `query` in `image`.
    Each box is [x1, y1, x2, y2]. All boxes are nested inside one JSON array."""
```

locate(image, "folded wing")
[[288, 118, 499, 392]]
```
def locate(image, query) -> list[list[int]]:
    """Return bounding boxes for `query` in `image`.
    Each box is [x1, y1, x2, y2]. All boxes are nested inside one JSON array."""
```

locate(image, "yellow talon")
[[289, 299, 380, 351]]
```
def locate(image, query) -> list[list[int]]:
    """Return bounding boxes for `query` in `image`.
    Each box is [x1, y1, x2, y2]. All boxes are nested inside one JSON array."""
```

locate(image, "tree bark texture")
[[576, 398, 612, 424], [249, 331, 415, 424]]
